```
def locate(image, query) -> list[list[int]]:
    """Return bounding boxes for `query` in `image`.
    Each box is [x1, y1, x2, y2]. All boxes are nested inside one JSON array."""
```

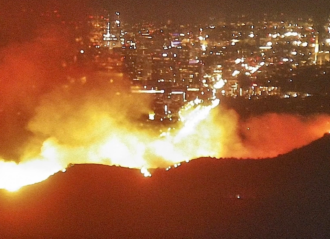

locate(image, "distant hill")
[[0, 133, 329, 238]]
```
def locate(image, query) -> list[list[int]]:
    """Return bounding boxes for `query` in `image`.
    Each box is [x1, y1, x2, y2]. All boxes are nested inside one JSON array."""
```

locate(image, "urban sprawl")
[[59, 11, 330, 122]]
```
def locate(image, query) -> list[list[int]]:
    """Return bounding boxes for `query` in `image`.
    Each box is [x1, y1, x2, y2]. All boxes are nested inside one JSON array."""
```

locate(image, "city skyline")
[[0, 2, 330, 238]]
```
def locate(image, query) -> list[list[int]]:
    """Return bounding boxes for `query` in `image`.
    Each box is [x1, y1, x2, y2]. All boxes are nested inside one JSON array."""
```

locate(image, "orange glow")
[[0, 41, 330, 192], [0, 98, 221, 191], [0, 140, 64, 192], [1, 20, 330, 194], [0, 93, 329, 192]]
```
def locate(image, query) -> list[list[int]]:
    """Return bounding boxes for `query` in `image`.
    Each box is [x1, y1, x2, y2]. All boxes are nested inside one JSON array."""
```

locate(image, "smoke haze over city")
[[0, 2, 330, 238], [1, 0, 330, 189], [0, 26, 329, 181]]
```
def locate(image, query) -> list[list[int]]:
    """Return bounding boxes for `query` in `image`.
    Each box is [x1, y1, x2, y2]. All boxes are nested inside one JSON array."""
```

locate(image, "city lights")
[[1, 9, 330, 193]]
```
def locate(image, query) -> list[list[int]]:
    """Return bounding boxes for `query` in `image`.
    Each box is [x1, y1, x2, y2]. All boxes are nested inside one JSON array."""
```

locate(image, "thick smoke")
[[1, 35, 330, 164], [0, 25, 73, 159], [177, 106, 330, 159], [237, 113, 330, 158], [0, 5, 329, 164], [26, 72, 152, 148]]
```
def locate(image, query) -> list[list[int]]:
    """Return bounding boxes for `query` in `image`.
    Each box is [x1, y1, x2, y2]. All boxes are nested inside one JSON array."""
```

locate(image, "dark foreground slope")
[[0, 134, 330, 239]]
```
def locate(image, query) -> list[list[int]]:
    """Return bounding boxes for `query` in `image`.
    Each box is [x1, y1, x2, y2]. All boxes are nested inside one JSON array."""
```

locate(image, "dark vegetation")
[[0, 134, 329, 238]]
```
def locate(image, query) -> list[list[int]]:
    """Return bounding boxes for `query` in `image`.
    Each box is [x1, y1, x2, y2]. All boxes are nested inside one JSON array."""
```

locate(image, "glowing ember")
[[141, 167, 152, 177]]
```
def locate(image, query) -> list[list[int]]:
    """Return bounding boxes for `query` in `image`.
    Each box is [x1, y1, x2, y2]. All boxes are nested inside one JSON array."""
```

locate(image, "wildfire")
[[1, 93, 330, 192], [0, 140, 64, 192], [1, 32, 329, 193], [1, 73, 330, 192], [0, 98, 221, 192]]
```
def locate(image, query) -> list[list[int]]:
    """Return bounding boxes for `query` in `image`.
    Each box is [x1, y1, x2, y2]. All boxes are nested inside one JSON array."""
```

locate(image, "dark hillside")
[[0, 134, 329, 238]]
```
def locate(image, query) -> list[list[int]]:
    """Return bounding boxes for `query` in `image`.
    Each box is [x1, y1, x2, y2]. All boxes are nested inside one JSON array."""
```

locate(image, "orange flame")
[[0, 99, 222, 191], [1, 73, 330, 192]]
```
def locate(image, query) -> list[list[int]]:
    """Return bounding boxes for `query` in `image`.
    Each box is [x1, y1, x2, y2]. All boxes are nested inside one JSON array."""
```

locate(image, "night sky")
[[1, 0, 330, 23], [1, 0, 329, 45], [98, 0, 330, 22]]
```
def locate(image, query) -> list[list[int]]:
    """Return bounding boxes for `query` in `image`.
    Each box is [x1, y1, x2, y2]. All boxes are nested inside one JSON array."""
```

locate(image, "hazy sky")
[[2, 0, 330, 22], [0, 0, 329, 45], [98, 0, 330, 22]]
